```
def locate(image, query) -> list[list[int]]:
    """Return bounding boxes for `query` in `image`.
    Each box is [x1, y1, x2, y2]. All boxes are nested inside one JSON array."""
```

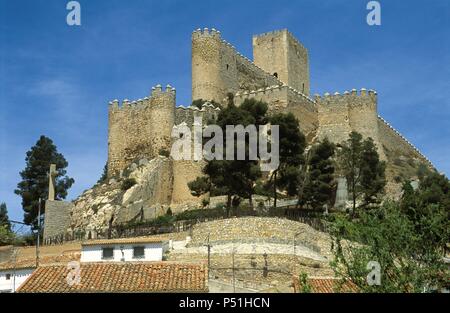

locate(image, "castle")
[[43, 28, 433, 241]]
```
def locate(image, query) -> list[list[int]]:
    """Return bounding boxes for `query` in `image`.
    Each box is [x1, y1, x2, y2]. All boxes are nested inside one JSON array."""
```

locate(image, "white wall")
[[0, 268, 34, 293], [80, 243, 163, 263]]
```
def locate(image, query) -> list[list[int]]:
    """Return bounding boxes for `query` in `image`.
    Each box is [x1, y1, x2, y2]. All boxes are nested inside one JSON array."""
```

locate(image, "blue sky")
[[0, 0, 449, 228]]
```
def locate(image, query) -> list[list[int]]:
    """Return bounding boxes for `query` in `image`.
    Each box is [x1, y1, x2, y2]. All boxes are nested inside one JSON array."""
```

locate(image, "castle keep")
[[43, 28, 433, 241]]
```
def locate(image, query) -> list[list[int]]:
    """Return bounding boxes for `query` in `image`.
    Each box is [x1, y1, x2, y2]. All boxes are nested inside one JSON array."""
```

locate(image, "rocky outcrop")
[[69, 156, 173, 235]]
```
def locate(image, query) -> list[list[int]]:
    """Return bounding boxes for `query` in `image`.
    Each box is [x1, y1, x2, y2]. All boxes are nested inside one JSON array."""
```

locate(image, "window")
[[273, 72, 278, 78], [5, 274, 11, 280], [226, 64, 229, 70], [102, 247, 114, 260], [133, 246, 145, 259]]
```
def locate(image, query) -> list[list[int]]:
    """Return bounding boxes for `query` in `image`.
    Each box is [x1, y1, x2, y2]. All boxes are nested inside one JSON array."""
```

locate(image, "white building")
[[80, 237, 167, 263], [0, 266, 35, 293]]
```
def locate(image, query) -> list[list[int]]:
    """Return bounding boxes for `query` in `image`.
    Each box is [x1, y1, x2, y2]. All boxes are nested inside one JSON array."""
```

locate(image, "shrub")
[[159, 149, 170, 157], [175, 206, 226, 221], [201, 198, 210, 208], [121, 178, 137, 191]]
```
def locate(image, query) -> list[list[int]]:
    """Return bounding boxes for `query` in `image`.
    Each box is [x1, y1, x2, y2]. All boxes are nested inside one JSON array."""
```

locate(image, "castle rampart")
[[233, 85, 318, 138], [107, 84, 175, 177], [315, 89, 382, 151]]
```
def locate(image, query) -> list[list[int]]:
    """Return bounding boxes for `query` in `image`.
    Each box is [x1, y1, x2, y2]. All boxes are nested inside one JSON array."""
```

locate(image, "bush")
[[121, 178, 137, 191], [159, 148, 170, 157], [175, 206, 226, 221]]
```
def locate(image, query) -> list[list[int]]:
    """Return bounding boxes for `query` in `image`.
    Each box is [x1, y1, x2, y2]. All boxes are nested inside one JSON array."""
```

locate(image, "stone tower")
[[253, 29, 310, 95], [192, 28, 232, 103], [107, 84, 175, 177]]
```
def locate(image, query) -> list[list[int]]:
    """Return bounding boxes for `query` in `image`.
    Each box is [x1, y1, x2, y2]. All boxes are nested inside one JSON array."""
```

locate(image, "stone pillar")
[[48, 164, 57, 201]]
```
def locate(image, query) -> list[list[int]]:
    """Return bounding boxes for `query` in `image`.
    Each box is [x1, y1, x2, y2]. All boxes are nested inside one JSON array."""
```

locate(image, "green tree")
[[301, 138, 336, 211], [336, 132, 386, 214], [0, 225, 16, 246], [268, 113, 305, 207], [14, 136, 74, 229], [0, 203, 11, 231], [97, 163, 108, 184], [329, 199, 449, 292], [188, 96, 266, 215]]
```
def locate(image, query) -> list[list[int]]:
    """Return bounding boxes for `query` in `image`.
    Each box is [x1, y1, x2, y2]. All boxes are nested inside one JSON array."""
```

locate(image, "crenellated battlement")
[[175, 102, 221, 126], [314, 88, 377, 101], [192, 27, 222, 40], [151, 83, 176, 97], [253, 28, 307, 53], [234, 84, 315, 106], [377, 115, 434, 167], [108, 84, 176, 112]]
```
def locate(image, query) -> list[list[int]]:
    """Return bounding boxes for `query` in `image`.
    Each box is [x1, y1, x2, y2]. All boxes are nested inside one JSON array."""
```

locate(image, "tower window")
[[226, 64, 229, 70], [302, 83, 305, 93], [273, 72, 278, 78]]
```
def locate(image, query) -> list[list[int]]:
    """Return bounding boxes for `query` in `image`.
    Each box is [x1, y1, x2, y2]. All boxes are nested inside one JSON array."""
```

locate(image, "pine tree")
[[14, 136, 75, 229], [268, 113, 306, 207], [336, 132, 386, 214], [301, 138, 336, 211], [0, 203, 11, 231], [188, 95, 264, 215]]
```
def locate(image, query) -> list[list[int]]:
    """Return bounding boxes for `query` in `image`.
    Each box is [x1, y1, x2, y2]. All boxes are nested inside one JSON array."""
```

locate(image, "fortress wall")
[[108, 100, 153, 177], [347, 89, 379, 144], [316, 89, 383, 157], [234, 85, 318, 139], [192, 28, 282, 104], [171, 160, 205, 209], [378, 116, 432, 167], [175, 103, 220, 127], [107, 85, 175, 177], [316, 92, 352, 144]]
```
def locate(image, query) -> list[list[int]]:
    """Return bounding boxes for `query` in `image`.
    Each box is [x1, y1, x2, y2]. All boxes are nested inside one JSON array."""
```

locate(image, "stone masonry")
[[44, 28, 435, 241]]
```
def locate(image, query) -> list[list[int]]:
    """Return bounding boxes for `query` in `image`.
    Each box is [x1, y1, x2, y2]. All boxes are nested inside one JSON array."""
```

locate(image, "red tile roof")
[[18, 262, 208, 293], [293, 276, 358, 293]]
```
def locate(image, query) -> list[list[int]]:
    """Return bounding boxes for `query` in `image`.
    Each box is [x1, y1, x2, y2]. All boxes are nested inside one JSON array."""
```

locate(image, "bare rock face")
[[69, 156, 173, 234]]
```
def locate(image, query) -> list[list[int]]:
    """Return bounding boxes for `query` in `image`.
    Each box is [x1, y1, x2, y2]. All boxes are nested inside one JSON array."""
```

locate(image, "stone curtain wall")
[[234, 85, 318, 140], [107, 85, 175, 177], [43, 200, 73, 241], [174, 103, 220, 127], [316, 89, 384, 156]]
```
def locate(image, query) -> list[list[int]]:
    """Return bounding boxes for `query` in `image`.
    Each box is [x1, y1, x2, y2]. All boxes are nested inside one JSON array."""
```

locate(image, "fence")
[[43, 206, 327, 245]]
